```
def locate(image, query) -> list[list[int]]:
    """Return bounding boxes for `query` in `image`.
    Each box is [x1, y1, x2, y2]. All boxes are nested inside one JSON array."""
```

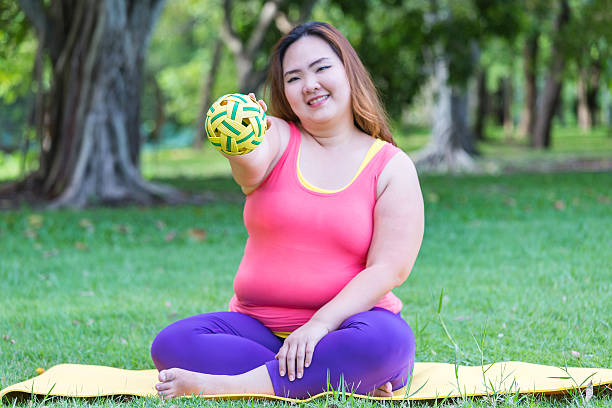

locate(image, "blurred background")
[[0, 0, 610, 207]]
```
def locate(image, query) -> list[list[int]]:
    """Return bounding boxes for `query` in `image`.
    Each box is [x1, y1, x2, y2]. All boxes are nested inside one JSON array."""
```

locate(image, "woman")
[[151, 21, 424, 400]]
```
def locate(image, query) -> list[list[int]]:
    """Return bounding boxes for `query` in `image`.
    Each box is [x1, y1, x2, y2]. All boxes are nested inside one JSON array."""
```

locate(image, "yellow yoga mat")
[[1, 362, 611, 402]]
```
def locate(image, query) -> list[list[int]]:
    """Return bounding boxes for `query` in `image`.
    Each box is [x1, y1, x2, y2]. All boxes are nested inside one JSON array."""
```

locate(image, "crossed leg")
[[150, 309, 414, 399]]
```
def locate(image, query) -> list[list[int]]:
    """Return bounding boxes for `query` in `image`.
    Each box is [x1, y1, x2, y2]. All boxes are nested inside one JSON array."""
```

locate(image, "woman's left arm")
[[275, 152, 425, 381], [313, 151, 424, 327]]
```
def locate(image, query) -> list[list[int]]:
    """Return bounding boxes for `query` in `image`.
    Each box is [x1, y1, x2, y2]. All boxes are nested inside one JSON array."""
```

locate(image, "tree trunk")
[[14, 0, 186, 207], [474, 68, 487, 141], [415, 57, 475, 172], [518, 31, 538, 138], [586, 61, 601, 127], [194, 39, 223, 149], [532, 0, 570, 148], [577, 67, 591, 131], [502, 77, 514, 140], [148, 71, 166, 145]]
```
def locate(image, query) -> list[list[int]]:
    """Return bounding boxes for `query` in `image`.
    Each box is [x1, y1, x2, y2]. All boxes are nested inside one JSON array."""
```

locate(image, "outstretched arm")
[[220, 94, 289, 194]]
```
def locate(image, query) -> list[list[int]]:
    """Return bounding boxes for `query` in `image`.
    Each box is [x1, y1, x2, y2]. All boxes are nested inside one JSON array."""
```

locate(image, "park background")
[[1, 0, 611, 407]]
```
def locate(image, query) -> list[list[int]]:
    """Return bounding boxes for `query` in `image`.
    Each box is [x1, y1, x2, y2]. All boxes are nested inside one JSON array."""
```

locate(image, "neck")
[[299, 114, 358, 149]]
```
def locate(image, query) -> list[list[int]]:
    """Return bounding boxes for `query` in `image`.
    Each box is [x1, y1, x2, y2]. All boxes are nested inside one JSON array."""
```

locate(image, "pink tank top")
[[228, 122, 403, 333]]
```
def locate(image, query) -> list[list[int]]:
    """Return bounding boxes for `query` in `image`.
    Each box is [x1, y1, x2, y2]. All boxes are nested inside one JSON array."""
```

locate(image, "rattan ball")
[[205, 93, 267, 155]]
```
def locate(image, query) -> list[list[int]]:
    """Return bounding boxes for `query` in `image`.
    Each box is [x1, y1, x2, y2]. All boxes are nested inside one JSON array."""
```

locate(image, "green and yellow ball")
[[205, 93, 267, 155]]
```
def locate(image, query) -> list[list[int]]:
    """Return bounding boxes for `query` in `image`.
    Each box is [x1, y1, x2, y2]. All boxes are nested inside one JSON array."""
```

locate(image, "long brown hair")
[[265, 21, 395, 145]]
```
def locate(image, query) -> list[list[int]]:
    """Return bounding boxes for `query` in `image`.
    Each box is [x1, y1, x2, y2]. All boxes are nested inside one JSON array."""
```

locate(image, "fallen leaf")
[[188, 228, 207, 242], [585, 380, 593, 402], [554, 201, 565, 211], [86, 319, 94, 326], [498, 333, 504, 338], [165, 301, 172, 308], [74, 242, 89, 251], [36, 367, 45, 375], [597, 195, 611, 204], [156, 220, 166, 230], [23, 229, 38, 239], [113, 224, 132, 234], [571, 350, 581, 359], [120, 338, 128, 345], [72, 320, 81, 326], [426, 192, 440, 203], [80, 290, 94, 297], [165, 231, 177, 242], [453, 315, 472, 321], [167, 312, 178, 319], [43, 249, 59, 258], [79, 218, 93, 229], [28, 214, 44, 229]]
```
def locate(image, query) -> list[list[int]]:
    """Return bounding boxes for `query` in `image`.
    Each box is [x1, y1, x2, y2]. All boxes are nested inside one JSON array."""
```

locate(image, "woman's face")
[[282, 35, 352, 126]]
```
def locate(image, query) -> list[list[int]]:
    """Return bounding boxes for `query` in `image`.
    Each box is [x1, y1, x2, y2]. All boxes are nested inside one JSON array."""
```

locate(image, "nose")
[[302, 73, 320, 94]]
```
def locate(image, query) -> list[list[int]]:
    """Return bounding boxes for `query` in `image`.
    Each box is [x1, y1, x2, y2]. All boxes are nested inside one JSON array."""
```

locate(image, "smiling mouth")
[[307, 95, 329, 105]]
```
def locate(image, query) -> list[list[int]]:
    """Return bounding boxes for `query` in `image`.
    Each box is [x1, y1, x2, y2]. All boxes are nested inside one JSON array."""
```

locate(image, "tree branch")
[[220, 0, 243, 56], [245, 0, 284, 59]]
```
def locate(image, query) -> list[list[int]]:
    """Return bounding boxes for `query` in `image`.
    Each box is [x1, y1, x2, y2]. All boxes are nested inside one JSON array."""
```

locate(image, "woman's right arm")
[[222, 115, 290, 195]]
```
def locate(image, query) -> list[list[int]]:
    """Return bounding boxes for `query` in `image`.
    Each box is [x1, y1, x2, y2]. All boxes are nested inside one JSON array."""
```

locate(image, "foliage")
[[0, 1, 37, 151]]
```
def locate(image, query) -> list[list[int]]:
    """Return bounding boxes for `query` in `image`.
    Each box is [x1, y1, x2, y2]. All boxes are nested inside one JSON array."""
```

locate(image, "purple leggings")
[[150, 307, 415, 399]]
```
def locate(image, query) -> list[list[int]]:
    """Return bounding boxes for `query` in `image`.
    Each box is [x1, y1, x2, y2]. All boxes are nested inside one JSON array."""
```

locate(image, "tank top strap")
[[361, 140, 401, 179]]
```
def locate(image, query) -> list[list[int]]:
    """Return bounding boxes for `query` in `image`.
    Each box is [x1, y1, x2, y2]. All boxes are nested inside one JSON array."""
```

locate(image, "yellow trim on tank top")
[[297, 138, 386, 193], [273, 331, 292, 338]]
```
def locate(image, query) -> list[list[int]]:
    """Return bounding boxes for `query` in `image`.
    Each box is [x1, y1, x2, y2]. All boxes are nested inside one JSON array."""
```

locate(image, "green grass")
[[1, 127, 612, 407], [2, 170, 612, 407]]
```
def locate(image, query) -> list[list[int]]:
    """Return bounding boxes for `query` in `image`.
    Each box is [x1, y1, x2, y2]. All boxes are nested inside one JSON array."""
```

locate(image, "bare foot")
[[155, 368, 223, 399], [368, 381, 393, 398]]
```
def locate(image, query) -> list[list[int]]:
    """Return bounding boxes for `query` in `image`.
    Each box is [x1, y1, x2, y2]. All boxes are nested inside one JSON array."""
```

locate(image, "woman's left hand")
[[275, 319, 330, 381]]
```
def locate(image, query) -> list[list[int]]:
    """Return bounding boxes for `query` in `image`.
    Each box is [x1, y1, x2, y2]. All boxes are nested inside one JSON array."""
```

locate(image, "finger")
[[259, 99, 268, 112], [384, 382, 392, 392], [296, 342, 306, 379], [276, 346, 287, 377], [286, 342, 297, 381], [248, 92, 256, 100], [305, 342, 315, 368], [266, 118, 272, 130]]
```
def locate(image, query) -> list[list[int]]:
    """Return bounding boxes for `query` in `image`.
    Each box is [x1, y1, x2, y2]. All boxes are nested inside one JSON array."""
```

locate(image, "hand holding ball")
[[205, 93, 267, 155]]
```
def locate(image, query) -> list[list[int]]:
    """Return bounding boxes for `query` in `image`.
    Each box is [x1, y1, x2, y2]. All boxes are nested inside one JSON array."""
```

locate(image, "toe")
[[159, 369, 175, 382], [155, 382, 171, 391]]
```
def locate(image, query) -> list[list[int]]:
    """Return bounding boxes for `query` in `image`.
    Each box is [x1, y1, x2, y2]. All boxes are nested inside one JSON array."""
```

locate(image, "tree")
[[415, 0, 521, 171], [220, 0, 318, 94], [531, 0, 570, 148], [6, 0, 181, 207]]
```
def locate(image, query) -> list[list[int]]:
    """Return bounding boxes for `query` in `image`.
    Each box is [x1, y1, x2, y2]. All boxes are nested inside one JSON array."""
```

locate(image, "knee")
[[342, 310, 415, 364], [150, 325, 173, 370]]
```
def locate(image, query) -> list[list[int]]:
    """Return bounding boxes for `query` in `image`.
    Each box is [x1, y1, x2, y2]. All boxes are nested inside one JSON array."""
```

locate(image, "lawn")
[[1, 127, 612, 407]]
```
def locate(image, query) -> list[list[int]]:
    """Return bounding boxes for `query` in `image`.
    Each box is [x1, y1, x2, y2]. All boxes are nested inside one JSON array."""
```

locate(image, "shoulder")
[[376, 147, 421, 201], [266, 116, 292, 158]]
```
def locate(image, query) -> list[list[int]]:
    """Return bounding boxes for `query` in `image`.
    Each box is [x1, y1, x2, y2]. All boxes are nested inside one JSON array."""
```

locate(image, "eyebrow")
[[283, 57, 330, 77]]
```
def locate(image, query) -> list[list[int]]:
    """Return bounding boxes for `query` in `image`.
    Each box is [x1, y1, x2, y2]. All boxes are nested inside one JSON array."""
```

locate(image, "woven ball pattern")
[[205, 93, 267, 155]]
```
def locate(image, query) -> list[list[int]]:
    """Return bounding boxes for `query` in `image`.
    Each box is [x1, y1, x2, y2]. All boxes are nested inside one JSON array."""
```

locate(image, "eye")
[[316, 65, 331, 72], [287, 76, 299, 83]]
